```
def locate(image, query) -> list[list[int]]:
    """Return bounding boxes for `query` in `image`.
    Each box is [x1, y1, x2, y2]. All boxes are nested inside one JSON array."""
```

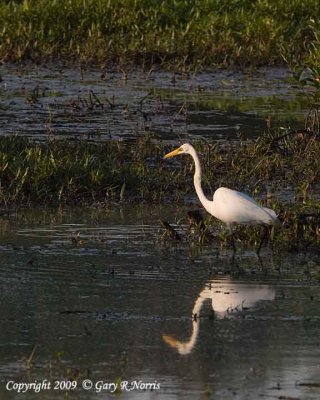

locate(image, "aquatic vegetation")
[[292, 65, 320, 135], [1, 129, 320, 247], [0, 0, 319, 68], [0, 135, 156, 205]]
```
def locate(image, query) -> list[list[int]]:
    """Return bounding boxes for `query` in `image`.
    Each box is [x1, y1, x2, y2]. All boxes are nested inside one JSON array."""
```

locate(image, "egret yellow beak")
[[163, 147, 182, 159]]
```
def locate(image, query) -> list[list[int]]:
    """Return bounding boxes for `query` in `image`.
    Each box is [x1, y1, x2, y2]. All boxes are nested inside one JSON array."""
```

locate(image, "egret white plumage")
[[164, 143, 280, 253]]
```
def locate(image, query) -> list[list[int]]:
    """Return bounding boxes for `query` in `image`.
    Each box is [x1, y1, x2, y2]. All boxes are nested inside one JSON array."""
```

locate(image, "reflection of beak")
[[162, 334, 179, 349], [163, 147, 181, 159]]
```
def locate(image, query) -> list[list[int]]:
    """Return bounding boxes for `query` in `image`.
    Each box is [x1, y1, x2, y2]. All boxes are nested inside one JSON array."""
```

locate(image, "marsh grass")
[[1, 129, 320, 246], [0, 0, 320, 68], [0, 135, 164, 205]]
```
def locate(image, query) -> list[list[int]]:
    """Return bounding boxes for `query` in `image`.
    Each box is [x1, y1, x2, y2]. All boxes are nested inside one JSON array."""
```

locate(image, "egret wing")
[[213, 188, 277, 225]]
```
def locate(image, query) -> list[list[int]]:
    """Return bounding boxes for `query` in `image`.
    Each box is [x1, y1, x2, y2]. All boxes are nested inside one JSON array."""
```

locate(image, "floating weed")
[[114, 377, 122, 395], [25, 345, 37, 370], [71, 232, 84, 246]]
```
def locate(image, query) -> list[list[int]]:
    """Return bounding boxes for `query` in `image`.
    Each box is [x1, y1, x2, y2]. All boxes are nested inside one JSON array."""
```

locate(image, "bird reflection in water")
[[163, 279, 275, 355]]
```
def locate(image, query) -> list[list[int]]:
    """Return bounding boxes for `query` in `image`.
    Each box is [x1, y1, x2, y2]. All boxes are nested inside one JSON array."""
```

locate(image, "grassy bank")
[[1, 132, 320, 247], [0, 0, 320, 68], [1, 132, 319, 206]]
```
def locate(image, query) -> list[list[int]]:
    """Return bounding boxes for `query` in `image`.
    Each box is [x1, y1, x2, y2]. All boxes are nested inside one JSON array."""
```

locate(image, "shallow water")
[[0, 207, 320, 399], [0, 64, 307, 142]]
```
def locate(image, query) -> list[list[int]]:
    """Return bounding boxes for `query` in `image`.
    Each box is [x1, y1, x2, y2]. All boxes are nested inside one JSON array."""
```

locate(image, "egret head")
[[163, 143, 193, 159]]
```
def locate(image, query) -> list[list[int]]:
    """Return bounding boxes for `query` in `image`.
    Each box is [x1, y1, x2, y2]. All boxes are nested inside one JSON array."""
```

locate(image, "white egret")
[[164, 143, 280, 253]]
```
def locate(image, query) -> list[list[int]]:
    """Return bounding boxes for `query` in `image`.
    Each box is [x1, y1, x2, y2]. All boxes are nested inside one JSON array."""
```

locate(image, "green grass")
[[0, 135, 165, 205], [1, 131, 320, 208], [0, 0, 320, 68], [1, 130, 320, 247]]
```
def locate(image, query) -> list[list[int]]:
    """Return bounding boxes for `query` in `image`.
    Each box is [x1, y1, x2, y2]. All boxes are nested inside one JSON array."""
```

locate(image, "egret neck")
[[189, 146, 213, 215]]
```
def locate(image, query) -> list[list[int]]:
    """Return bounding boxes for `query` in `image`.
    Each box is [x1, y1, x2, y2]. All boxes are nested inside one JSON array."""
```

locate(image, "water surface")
[[0, 65, 308, 142], [0, 207, 320, 399]]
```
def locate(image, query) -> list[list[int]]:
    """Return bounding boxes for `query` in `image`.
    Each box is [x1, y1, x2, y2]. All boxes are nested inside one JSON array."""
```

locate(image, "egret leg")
[[256, 253, 265, 270], [256, 226, 269, 255], [227, 224, 236, 254], [231, 233, 236, 254]]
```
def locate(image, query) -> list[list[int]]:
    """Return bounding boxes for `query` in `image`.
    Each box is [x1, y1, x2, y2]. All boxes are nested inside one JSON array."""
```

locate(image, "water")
[[0, 207, 320, 399], [0, 64, 308, 142]]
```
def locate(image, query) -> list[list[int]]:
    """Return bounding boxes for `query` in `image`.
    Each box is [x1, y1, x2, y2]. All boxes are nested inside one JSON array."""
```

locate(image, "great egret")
[[164, 143, 280, 253]]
